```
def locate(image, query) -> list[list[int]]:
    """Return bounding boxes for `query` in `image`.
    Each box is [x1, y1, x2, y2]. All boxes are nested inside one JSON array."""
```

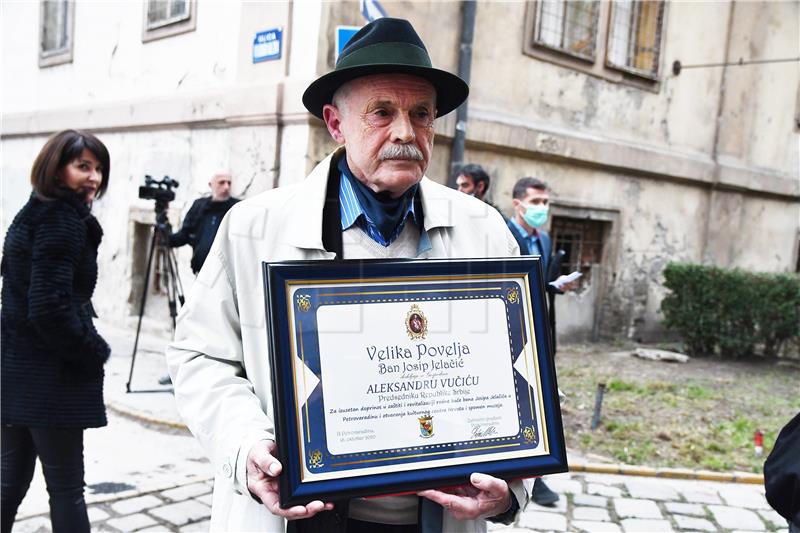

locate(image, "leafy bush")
[[661, 263, 800, 358]]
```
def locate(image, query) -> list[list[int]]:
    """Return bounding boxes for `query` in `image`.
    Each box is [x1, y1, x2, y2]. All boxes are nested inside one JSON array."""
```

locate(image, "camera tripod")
[[125, 199, 185, 393]]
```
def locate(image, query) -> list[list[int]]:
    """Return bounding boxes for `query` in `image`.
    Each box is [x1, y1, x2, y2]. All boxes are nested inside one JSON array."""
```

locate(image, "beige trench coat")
[[167, 150, 527, 532]]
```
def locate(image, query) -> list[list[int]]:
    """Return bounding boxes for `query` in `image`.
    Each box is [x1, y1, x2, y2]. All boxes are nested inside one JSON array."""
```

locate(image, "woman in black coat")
[[1, 130, 111, 533]]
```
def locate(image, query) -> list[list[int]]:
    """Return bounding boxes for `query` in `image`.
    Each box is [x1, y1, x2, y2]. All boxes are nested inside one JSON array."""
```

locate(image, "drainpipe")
[[701, 0, 736, 264], [447, 0, 477, 188]]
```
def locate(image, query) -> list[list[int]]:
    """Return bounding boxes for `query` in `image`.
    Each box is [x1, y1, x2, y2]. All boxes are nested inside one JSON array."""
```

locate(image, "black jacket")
[[1, 193, 110, 428], [765, 411, 800, 527], [169, 196, 239, 273]]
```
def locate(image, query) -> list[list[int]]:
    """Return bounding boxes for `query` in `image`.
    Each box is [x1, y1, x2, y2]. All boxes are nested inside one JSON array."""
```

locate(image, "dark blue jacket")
[[1, 194, 109, 428], [169, 196, 239, 274], [506, 219, 553, 278]]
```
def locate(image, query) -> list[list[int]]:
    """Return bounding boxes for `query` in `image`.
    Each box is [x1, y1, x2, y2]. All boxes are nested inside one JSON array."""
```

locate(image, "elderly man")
[[167, 18, 527, 532]]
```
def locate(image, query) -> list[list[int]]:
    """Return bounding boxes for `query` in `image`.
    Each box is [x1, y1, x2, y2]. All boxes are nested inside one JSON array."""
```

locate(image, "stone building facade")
[[2, 1, 798, 342]]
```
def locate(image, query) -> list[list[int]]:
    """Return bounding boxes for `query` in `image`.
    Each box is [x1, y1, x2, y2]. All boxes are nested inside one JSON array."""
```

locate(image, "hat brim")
[[302, 64, 469, 120]]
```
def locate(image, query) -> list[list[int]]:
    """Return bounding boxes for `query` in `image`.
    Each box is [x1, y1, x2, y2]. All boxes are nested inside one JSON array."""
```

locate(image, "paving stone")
[[573, 506, 611, 521], [581, 474, 632, 486], [571, 521, 622, 533], [620, 518, 674, 532], [588, 483, 623, 498], [10, 516, 51, 533], [527, 496, 567, 514], [150, 500, 211, 527], [708, 505, 765, 531], [673, 515, 716, 531], [106, 513, 158, 531], [614, 498, 663, 519], [93, 526, 124, 533], [717, 486, 771, 509], [161, 482, 212, 502], [196, 492, 213, 506], [517, 510, 567, 531], [110, 494, 164, 515], [758, 508, 789, 528], [544, 478, 582, 495], [664, 502, 706, 517], [87, 506, 110, 522], [573, 493, 608, 507], [179, 519, 212, 532], [625, 480, 680, 501], [681, 490, 722, 505]]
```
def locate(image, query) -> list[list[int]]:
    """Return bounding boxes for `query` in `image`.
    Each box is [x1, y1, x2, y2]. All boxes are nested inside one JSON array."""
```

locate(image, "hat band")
[[336, 42, 433, 70]]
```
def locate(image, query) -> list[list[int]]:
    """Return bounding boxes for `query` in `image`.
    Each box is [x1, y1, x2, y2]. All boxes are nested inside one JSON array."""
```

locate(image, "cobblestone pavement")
[[12, 470, 788, 533]]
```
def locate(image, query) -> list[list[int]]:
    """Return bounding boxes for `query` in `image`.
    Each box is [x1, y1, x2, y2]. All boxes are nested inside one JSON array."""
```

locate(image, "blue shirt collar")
[[338, 159, 430, 254], [509, 217, 539, 243]]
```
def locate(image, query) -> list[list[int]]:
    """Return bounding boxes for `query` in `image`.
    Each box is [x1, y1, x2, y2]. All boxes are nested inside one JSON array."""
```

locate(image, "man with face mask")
[[507, 177, 552, 271], [507, 177, 561, 507]]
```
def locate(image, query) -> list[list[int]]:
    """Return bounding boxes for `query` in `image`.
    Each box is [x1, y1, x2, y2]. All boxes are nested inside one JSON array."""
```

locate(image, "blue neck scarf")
[[338, 156, 418, 243]]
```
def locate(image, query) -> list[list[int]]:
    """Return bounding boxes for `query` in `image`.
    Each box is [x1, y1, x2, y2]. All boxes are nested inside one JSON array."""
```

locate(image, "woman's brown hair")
[[30, 129, 111, 199]]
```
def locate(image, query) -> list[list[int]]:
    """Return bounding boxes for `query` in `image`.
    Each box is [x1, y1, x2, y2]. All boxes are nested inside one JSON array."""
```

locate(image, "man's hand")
[[418, 473, 511, 521], [246, 440, 334, 519]]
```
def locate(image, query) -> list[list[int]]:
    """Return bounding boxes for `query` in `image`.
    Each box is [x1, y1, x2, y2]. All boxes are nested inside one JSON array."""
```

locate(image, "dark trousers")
[[1, 425, 89, 533]]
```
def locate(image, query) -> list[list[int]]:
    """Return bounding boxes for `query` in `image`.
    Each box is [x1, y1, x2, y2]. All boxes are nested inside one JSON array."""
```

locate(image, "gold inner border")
[[299, 319, 311, 443], [331, 443, 521, 467], [520, 310, 535, 422], [284, 273, 550, 480], [318, 287, 502, 297], [523, 275, 549, 452]]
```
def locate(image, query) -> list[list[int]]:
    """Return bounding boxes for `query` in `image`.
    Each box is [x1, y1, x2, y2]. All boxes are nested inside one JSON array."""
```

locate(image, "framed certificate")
[[263, 257, 567, 507]]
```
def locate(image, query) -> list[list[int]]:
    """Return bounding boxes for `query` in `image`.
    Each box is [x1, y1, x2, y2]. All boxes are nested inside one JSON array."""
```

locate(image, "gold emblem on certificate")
[[418, 414, 434, 438], [405, 304, 428, 340]]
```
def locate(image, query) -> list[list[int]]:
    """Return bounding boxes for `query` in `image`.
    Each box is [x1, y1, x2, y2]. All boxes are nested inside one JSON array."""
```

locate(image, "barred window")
[[147, 0, 189, 30], [39, 0, 74, 67], [551, 216, 607, 289], [143, 0, 196, 42], [525, 0, 666, 87], [532, 0, 599, 61], [606, 0, 665, 78]]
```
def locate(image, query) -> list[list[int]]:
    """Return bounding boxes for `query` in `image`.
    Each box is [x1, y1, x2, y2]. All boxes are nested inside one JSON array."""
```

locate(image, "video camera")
[[138, 175, 179, 203]]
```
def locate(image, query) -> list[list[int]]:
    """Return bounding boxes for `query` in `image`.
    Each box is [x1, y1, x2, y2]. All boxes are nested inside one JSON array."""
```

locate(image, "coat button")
[[222, 463, 232, 478]]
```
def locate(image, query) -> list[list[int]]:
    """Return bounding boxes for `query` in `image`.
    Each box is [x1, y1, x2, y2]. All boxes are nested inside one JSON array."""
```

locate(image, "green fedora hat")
[[302, 17, 469, 120]]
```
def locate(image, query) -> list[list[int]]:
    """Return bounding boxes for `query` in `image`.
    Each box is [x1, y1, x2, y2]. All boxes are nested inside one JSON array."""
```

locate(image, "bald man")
[[169, 173, 240, 274]]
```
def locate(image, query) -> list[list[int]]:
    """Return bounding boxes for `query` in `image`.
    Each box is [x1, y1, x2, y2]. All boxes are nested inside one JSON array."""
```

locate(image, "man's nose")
[[390, 113, 415, 143]]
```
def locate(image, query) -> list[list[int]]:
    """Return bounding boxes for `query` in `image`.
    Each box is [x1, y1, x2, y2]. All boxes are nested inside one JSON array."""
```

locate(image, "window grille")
[[551, 216, 606, 288], [606, 0, 665, 78], [40, 0, 73, 66], [532, 0, 599, 61], [146, 0, 190, 31]]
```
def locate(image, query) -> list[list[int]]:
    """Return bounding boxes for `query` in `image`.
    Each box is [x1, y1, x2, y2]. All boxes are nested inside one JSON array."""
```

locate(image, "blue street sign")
[[336, 26, 360, 61], [253, 28, 282, 63]]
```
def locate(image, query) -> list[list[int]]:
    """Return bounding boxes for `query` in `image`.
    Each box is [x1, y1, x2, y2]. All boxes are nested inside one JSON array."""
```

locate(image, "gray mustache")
[[379, 144, 423, 161]]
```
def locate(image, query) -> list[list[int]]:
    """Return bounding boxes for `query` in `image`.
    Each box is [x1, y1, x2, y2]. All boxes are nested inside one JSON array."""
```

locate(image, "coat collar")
[[284, 148, 455, 251]]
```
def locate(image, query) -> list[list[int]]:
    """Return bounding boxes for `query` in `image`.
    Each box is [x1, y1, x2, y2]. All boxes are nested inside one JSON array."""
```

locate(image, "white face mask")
[[522, 205, 549, 228]]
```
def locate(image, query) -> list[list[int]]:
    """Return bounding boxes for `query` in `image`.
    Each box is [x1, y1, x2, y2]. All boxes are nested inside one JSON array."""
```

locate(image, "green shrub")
[[661, 263, 800, 358]]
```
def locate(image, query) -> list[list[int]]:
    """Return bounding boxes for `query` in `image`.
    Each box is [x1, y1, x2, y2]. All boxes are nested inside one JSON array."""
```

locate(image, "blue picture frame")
[[263, 257, 567, 507]]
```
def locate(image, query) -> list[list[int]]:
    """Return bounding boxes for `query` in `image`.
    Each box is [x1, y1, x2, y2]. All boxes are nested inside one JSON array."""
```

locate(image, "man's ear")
[[323, 104, 346, 144]]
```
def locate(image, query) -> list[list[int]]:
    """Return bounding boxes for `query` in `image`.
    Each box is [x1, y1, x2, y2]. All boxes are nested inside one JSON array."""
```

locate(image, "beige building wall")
[[313, 0, 800, 342], [3, 0, 798, 343], [1, 1, 300, 332]]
